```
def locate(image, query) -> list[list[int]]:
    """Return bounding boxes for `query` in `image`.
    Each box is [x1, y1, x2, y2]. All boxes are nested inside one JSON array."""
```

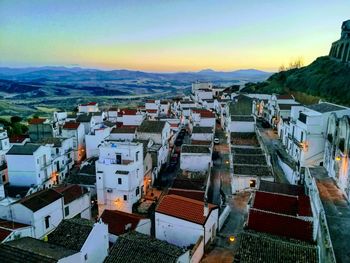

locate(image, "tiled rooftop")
[[19, 189, 63, 212], [307, 102, 347, 113], [181, 144, 211, 154], [156, 194, 217, 225], [191, 126, 213, 134], [53, 184, 89, 205], [232, 154, 267, 165], [233, 165, 272, 177], [100, 210, 146, 236], [167, 188, 205, 202], [28, 118, 47, 125], [137, 120, 166, 133], [259, 180, 305, 196], [104, 232, 186, 263], [231, 115, 255, 122], [7, 144, 41, 155], [48, 218, 94, 251], [63, 121, 81, 130], [0, 237, 77, 263], [235, 230, 318, 263], [252, 191, 312, 217]]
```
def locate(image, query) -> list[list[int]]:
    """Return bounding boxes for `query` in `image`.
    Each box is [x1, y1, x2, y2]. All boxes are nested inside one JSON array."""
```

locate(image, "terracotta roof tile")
[[156, 194, 217, 225], [19, 189, 63, 212], [53, 184, 88, 205], [80, 102, 97, 106], [0, 219, 30, 230], [192, 109, 215, 118], [0, 228, 12, 242], [120, 109, 138, 115], [63, 122, 81, 130], [28, 118, 46, 125], [168, 188, 205, 202], [100, 210, 146, 236]]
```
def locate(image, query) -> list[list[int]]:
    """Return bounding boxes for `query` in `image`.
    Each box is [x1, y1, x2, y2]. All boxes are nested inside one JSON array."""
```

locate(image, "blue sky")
[[0, 0, 349, 71]]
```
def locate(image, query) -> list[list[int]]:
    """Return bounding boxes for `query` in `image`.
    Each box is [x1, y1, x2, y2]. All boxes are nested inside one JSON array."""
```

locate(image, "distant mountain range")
[[0, 66, 272, 82]]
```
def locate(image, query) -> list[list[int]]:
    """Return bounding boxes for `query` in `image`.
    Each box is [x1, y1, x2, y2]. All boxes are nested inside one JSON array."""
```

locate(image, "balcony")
[[98, 158, 134, 166]]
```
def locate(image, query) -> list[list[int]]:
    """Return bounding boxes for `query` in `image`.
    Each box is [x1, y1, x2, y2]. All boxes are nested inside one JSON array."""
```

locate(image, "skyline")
[[0, 0, 349, 72]]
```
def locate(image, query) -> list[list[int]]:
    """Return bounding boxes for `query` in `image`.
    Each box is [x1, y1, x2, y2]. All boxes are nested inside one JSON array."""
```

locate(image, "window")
[[136, 151, 139, 162], [45, 216, 50, 229], [136, 187, 140, 196], [84, 254, 88, 261], [65, 206, 70, 217], [118, 178, 122, 184], [116, 154, 121, 164], [249, 180, 256, 188], [300, 132, 304, 142], [123, 195, 127, 201]]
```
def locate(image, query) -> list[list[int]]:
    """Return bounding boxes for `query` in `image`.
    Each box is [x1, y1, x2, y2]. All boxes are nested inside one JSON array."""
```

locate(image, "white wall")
[[191, 133, 213, 141], [229, 121, 255, 133], [180, 154, 211, 172], [86, 128, 110, 158], [64, 192, 91, 219], [81, 221, 109, 263]]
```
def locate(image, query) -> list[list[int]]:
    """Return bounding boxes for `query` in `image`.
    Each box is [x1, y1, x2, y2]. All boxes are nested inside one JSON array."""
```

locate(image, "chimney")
[[204, 201, 209, 217]]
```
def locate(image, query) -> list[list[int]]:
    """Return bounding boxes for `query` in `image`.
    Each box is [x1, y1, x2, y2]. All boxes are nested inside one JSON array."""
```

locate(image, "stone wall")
[[329, 20, 350, 63]]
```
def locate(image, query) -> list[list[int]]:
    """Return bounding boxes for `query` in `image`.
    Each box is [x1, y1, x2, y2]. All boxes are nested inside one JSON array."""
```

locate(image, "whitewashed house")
[[0, 219, 33, 243], [0, 127, 10, 185], [4, 189, 64, 239], [76, 113, 96, 135], [96, 140, 144, 214], [53, 110, 68, 125], [285, 102, 350, 167], [159, 100, 171, 116], [324, 114, 350, 199], [118, 108, 145, 126], [6, 144, 54, 189], [136, 120, 171, 170], [180, 145, 212, 172], [107, 107, 119, 122], [155, 194, 219, 247], [145, 99, 160, 110], [191, 126, 214, 142], [78, 102, 99, 113], [229, 115, 255, 133], [190, 109, 216, 129], [85, 124, 112, 158], [100, 209, 151, 243], [38, 137, 74, 184], [194, 89, 213, 103], [48, 218, 109, 263], [109, 127, 137, 141], [53, 184, 91, 219], [266, 94, 299, 126], [192, 82, 213, 94], [61, 122, 85, 163]]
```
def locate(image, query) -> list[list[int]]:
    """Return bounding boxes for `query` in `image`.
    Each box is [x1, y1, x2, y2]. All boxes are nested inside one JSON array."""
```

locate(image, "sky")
[[0, 0, 349, 72]]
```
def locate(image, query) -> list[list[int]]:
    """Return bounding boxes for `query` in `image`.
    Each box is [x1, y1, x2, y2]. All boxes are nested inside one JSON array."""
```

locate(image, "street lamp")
[[229, 235, 236, 243]]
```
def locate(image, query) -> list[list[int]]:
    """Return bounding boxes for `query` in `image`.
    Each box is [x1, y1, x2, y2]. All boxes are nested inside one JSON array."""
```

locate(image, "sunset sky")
[[0, 0, 349, 72]]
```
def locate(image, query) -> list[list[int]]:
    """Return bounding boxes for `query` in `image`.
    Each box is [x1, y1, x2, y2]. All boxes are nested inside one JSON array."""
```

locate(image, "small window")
[[118, 178, 122, 184], [136, 151, 139, 162], [45, 216, 50, 229], [249, 180, 256, 188], [65, 206, 69, 217], [84, 254, 88, 261], [123, 195, 127, 201], [136, 187, 140, 196]]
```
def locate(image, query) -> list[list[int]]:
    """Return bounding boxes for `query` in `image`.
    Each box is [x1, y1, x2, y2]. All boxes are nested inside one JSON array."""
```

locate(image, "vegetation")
[[242, 56, 350, 106], [0, 115, 28, 137]]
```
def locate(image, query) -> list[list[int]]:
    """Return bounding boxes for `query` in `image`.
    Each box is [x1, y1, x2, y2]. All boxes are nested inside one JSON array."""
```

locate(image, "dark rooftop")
[[53, 184, 89, 205], [228, 95, 253, 116], [191, 126, 213, 134], [104, 232, 186, 263], [76, 113, 92, 123], [231, 115, 255, 122], [7, 144, 41, 155], [48, 218, 94, 252], [233, 165, 272, 177], [307, 102, 347, 113], [181, 144, 211, 154], [231, 147, 262, 155], [259, 180, 305, 196], [235, 231, 318, 263], [231, 132, 259, 146], [278, 103, 300, 110], [19, 189, 63, 212], [111, 127, 137, 134], [232, 154, 267, 165], [37, 137, 63, 147], [100, 210, 146, 236], [137, 120, 166, 133], [0, 237, 77, 263]]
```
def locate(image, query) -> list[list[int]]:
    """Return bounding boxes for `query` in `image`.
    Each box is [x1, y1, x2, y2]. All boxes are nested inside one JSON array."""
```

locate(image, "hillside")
[[242, 56, 350, 106]]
